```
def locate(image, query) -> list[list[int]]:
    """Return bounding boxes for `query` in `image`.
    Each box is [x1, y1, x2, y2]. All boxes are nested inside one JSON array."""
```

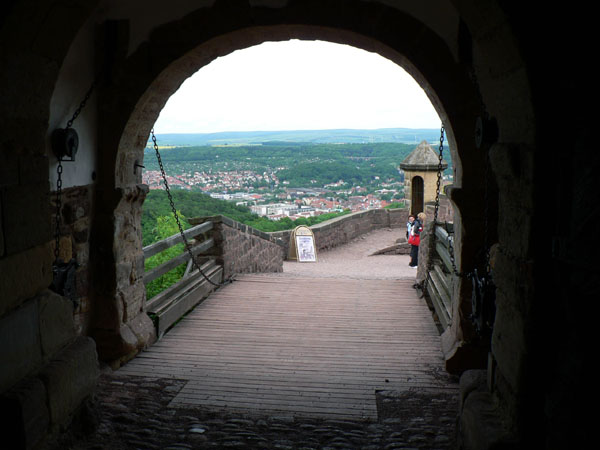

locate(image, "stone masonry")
[[271, 208, 410, 258], [189, 215, 285, 281]]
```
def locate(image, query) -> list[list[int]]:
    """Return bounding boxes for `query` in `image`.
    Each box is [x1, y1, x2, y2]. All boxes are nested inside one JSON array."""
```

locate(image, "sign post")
[[288, 225, 317, 262]]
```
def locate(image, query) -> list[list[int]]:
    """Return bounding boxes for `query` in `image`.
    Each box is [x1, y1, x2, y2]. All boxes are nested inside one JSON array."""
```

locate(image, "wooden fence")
[[143, 221, 223, 338], [425, 223, 455, 330]]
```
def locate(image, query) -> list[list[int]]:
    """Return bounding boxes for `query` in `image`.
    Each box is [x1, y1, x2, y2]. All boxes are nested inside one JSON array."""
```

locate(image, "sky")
[[154, 40, 441, 134]]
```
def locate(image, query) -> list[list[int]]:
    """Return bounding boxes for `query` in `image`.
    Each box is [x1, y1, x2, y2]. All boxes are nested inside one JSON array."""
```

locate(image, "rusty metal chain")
[[151, 129, 223, 287]]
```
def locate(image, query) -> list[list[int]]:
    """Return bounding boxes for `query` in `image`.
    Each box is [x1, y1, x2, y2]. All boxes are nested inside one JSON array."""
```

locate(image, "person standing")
[[406, 214, 415, 240], [409, 212, 425, 268]]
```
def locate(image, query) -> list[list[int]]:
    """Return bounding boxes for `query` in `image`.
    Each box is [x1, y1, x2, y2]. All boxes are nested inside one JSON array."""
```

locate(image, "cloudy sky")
[[154, 40, 440, 133]]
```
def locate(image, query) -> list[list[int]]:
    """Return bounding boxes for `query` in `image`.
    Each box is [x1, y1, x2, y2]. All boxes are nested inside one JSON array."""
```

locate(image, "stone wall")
[[271, 208, 410, 258], [0, 290, 99, 448], [424, 194, 454, 224], [189, 216, 285, 280], [50, 185, 93, 335]]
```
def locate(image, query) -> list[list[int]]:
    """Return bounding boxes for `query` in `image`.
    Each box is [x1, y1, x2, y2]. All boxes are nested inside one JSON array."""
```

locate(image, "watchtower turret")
[[399, 140, 447, 215]]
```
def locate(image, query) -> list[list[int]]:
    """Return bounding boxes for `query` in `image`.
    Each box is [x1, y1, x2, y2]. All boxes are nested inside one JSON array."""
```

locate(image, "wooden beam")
[[435, 242, 454, 274], [146, 259, 216, 311], [143, 221, 213, 259], [426, 279, 451, 330], [434, 225, 450, 248], [429, 269, 452, 322], [143, 238, 214, 284], [154, 265, 223, 338]]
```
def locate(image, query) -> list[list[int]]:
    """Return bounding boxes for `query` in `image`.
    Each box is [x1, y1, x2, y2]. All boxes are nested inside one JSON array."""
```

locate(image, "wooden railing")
[[143, 221, 223, 337], [425, 223, 455, 330]]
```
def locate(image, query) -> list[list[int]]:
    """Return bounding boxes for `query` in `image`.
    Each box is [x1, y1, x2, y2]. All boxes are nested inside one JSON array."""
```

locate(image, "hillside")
[[147, 127, 441, 147]]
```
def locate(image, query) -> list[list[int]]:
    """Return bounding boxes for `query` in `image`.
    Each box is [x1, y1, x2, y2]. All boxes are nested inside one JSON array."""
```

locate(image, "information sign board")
[[289, 226, 317, 262]]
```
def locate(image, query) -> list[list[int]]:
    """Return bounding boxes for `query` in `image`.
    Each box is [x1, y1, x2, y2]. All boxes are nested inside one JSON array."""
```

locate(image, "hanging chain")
[[425, 125, 445, 282], [446, 228, 464, 278], [432, 125, 445, 225], [483, 148, 492, 275], [151, 129, 223, 287], [53, 82, 95, 264], [418, 125, 448, 295], [434, 126, 464, 278], [66, 82, 96, 129], [54, 161, 63, 263]]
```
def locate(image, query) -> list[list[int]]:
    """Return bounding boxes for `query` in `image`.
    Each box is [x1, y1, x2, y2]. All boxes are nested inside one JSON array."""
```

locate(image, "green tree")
[[144, 212, 189, 299]]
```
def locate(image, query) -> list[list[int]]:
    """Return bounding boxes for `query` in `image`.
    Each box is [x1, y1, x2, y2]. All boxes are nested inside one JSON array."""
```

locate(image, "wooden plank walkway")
[[118, 274, 455, 419]]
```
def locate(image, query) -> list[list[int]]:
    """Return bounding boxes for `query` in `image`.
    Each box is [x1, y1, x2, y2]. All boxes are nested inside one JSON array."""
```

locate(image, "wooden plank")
[[435, 241, 454, 273], [434, 224, 450, 248], [146, 259, 215, 311], [143, 238, 214, 284], [143, 221, 213, 259], [433, 264, 451, 297], [426, 277, 451, 329], [119, 276, 456, 419], [429, 269, 452, 322], [155, 265, 223, 337]]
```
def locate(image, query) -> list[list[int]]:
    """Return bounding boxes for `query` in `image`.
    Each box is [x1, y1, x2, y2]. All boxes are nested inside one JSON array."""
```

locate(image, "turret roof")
[[399, 140, 448, 171]]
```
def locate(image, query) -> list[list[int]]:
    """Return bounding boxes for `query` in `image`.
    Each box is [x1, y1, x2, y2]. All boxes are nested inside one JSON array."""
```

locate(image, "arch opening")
[[1, 0, 568, 447], [410, 176, 424, 215], [97, 17, 479, 372]]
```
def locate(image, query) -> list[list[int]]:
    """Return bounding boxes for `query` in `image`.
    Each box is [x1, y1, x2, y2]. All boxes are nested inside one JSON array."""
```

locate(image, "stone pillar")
[[87, 184, 156, 367]]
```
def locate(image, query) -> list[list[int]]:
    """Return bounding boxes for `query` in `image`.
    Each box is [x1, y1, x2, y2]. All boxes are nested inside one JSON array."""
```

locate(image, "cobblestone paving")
[[46, 369, 459, 450]]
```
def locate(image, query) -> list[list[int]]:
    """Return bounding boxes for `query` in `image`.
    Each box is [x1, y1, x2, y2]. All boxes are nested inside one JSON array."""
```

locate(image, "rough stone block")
[[459, 391, 516, 450], [0, 300, 42, 393], [19, 154, 48, 185], [128, 312, 156, 351], [0, 242, 53, 316], [0, 376, 49, 450], [491, 293, 526, 392], [39, 336, 99, 429], [51, 235, 72, 262], [459, 370, 487, 411], [38, 289, 75, 360], [1, 183, 51, 255]]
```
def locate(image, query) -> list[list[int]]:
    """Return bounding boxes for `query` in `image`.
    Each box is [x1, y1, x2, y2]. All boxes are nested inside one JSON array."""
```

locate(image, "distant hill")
[[148, 128, 441, 146]]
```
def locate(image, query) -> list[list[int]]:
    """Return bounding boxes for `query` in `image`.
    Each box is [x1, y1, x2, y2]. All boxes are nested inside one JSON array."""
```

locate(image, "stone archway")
[[2, 0, 556, 447], [87, 2, 502, 375]]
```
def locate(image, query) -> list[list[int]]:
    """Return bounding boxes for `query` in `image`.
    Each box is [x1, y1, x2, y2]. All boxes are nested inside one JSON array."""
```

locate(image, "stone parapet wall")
[[271, 208, 409, 258], [424, 194, 454, 224], [189, 216, 285, 280]]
